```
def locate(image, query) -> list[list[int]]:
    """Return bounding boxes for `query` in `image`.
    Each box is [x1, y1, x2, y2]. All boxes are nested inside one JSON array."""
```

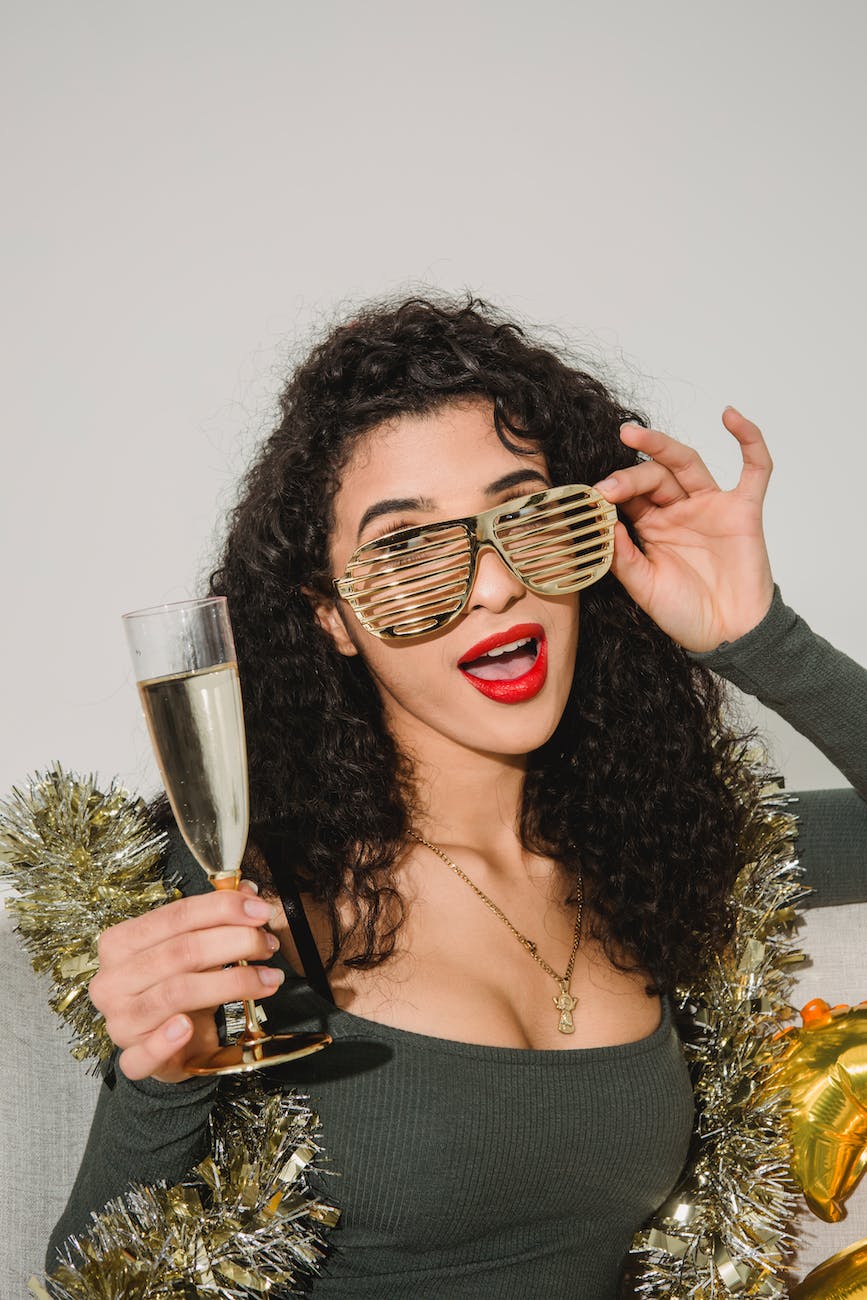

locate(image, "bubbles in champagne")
[[139, 662, 249, 877]]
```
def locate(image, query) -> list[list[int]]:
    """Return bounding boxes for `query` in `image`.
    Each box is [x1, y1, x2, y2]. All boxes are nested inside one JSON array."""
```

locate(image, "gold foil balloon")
[[790, 1236, 867, 1298], [774, 998, 867, 1221]]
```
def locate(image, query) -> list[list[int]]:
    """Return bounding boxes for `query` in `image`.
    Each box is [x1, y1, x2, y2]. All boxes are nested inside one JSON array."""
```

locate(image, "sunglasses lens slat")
[[345, 556, 470, 602], [360, 577, 469, 619], [497, 507, 610, 544], [494, 492, 595, 526], [384, 615, 450, 636], [518, 549, 613, 588], [347, 521, 467, 558], [356, 539, 469, 577], [502, 526, 612, 563], [508, 531, 614, 567], [365, 583, 469, 636]]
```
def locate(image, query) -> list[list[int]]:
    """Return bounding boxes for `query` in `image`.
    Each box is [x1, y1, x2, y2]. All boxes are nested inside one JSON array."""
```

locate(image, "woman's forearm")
[[692, 586, 867, 800], [693, 587, 867, 907], [46, 1061, 217, 1269]]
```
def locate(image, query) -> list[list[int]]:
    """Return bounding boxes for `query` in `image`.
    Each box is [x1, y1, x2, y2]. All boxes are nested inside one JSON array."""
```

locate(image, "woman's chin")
[[455, 697, 569, 760]]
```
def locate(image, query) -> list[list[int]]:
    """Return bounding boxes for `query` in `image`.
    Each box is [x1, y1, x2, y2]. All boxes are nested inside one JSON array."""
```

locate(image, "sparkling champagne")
[[139, 661, 249, 878], [125, 597, 329, 1073]]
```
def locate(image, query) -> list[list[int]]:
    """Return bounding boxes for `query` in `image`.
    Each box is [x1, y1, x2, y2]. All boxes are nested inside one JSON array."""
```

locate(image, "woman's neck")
[[405, 740, 529, 870]]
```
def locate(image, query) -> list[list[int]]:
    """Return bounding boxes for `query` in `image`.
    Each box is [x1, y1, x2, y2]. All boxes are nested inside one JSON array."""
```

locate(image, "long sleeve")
[[45, 832, 219, 1270], [46, 1067, 218, 1268], [692, 586, 867, 908]]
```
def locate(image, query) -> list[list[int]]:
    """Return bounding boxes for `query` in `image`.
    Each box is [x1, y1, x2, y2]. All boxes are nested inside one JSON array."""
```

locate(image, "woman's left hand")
[[594, 406, 775, 653]]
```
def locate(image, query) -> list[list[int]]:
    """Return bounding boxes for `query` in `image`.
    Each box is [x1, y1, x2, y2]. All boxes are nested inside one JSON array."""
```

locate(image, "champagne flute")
[[123, 596, 331, 1075]]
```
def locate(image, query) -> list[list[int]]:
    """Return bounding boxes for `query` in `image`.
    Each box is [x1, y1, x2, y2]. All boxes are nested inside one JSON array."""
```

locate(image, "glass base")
[[186, 1030, 332, 1076]]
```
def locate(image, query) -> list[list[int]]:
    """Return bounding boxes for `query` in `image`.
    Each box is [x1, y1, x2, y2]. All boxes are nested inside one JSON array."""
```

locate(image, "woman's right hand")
[[88, 884, 286, 1084], [595, 407, 775, 652]]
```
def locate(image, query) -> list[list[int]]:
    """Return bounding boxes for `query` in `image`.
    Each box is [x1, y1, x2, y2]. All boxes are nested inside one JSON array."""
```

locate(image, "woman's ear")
[[302, 587, 359, 658]]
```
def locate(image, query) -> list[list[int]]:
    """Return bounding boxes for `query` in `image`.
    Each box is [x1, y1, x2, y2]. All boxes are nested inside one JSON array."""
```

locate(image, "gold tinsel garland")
[[0, 765, 176, 1067], [1, 768, 339, 1299], [2, 767, 806, 1297], [629, 785, 806, 1297], [29, 1084, 339, 1300]]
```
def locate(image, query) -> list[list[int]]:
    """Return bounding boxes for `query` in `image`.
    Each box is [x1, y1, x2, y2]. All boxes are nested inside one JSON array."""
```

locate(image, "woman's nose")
[[467, 542, 526, 613]]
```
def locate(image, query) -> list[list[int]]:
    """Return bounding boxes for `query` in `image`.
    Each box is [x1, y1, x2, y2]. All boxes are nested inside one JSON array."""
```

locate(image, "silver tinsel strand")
[[29, 1081, 339, 1298], [630, 784, 808, 1297], [0, 765, 176, 1066]]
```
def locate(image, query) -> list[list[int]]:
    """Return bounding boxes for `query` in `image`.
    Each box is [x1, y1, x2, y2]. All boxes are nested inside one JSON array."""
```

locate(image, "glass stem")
[[212, 871, 266, 1044], [240, 984, 266, 1044]]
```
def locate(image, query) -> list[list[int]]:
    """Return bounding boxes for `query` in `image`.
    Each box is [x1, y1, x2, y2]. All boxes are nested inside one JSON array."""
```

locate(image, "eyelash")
[[368, 519, 417, 543]]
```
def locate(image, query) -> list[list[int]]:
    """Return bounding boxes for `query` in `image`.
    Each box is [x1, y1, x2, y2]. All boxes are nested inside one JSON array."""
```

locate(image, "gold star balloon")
[[773, 998, 867, 1222]]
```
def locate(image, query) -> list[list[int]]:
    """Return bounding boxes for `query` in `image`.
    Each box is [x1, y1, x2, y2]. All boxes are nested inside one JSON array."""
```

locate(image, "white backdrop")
[[2, 0, 865, 800]]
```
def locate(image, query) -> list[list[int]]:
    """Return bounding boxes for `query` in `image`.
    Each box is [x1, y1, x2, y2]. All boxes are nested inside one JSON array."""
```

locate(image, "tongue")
[[461, 645, 537, 681]]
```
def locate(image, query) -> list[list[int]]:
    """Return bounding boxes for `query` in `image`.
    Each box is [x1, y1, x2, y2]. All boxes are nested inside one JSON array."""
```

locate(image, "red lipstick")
[[458, 622, 548, 703]]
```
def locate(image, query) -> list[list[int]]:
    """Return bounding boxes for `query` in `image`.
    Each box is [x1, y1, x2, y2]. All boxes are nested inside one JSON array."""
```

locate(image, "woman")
[[50, 297, 867, 1296]]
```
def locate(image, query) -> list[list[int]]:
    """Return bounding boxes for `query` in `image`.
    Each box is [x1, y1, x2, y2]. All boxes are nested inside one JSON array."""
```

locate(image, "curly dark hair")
[[209, 294, 759, 993]]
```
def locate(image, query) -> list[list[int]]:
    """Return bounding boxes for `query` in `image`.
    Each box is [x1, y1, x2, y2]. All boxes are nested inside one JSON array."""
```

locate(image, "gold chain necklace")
[[408, 831, 584, 1035]]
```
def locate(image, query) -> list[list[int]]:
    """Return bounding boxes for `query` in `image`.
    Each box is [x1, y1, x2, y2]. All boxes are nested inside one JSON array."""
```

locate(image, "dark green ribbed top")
[[47, 590, 867, 1296], [243, 982, 691, 1298]]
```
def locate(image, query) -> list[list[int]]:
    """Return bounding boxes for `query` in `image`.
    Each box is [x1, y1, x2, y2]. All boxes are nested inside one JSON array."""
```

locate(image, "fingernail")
[[595, 476, 617, 493], [258, 966, 285, 988], [243, 897, 275, 920], [239, 878, 259, 894], [165, 1015, 191, 1042], [266, 932, 280, 951]]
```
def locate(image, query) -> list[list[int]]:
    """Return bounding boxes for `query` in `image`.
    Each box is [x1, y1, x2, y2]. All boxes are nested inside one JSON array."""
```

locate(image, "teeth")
[[483, 636, 533, 658]]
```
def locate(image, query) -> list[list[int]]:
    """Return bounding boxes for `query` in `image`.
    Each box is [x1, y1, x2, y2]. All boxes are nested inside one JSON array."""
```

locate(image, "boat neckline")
[[283, 973, 673, 1061]]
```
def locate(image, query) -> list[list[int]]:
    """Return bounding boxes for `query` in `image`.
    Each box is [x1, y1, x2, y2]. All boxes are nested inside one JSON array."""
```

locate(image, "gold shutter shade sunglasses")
[[332, 483, 617, 641]]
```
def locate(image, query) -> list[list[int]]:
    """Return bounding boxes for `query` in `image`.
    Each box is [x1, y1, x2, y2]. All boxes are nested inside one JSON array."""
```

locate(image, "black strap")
[[252, 828, 335, 1006]]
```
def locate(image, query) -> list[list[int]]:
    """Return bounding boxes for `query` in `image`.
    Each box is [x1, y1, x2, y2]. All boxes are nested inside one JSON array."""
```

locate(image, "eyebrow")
[[355, 469, 551, 541]]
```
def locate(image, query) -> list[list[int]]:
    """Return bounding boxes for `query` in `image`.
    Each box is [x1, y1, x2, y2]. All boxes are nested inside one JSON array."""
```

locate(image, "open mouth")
[[460, 634, 540, 681], [457, 623, 548, 702]]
